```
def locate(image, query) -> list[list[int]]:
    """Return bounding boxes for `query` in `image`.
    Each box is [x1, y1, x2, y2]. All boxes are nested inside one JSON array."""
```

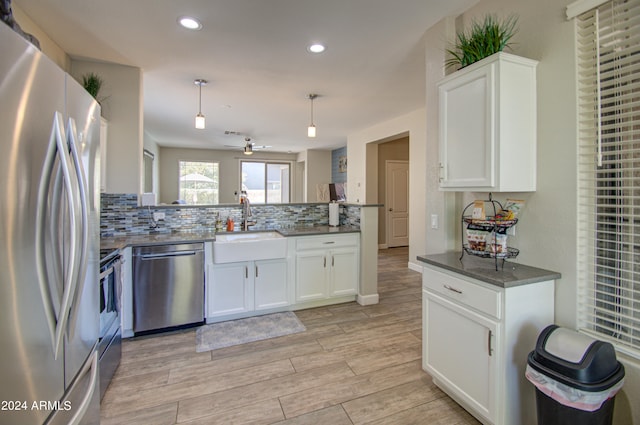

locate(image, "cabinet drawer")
[[422, 266, 501, 319], [296, 234, 358, 250]]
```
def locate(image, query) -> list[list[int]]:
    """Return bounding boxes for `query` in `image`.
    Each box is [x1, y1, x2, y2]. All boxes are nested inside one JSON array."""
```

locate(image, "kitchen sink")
[[213, 231, 287, 263]]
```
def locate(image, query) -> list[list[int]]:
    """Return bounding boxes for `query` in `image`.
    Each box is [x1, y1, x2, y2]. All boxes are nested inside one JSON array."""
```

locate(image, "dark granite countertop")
[[100, 225, 360, 258], [417, 252, 561, 288], [100, 231, 218, 253], [275, 225, 360, 237]]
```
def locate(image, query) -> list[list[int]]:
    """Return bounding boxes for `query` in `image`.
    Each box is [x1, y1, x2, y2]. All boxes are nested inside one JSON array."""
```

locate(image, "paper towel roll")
[[329, 202, 339, 227]]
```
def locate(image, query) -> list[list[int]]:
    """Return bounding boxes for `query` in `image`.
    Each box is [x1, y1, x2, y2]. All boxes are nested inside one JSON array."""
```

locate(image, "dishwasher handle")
[[138, 251, 200, 260]]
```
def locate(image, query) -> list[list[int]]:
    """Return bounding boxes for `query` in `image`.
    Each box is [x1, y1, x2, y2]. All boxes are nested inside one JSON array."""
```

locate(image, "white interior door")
[[385, 160, 409, 247]]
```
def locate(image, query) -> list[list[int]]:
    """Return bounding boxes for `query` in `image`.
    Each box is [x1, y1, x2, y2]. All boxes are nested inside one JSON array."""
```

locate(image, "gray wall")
[[331, 146, 347, 184]]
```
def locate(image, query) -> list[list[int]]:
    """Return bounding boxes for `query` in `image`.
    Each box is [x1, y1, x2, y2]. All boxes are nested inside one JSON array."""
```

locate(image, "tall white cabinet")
[[438, 53, 538, 192], [421, 260, 557, 425]]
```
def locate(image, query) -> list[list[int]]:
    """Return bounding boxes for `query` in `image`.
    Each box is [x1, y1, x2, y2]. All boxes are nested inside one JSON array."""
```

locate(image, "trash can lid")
[[527, 325, 625, 392]]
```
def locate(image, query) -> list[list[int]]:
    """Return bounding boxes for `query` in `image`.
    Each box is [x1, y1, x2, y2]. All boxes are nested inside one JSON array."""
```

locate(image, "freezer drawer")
[[132, 243, 205, 334], [47, 351, 100, 425]]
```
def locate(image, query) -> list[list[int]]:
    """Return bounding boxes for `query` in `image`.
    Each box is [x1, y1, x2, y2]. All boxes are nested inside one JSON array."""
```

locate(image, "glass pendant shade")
[[194, 79, 207, 129], [307, 94, 317, 138], [307, 124, 316, 138], [195, 113, 205, 129]]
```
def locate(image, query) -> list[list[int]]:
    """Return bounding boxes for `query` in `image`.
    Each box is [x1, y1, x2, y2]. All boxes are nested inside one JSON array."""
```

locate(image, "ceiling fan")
[[224, 135, 271, 155]]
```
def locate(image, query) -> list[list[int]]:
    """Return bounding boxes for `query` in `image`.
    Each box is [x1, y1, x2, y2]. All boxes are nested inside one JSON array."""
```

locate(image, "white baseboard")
[[408, 261, 423, 273], [357, 293, 379, 306]]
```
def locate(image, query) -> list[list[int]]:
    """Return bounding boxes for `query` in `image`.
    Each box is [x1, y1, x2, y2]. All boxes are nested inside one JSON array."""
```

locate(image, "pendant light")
[[307, 94, 318, 138], [194, 79, 207, 129], [243, 137, 254, 155]]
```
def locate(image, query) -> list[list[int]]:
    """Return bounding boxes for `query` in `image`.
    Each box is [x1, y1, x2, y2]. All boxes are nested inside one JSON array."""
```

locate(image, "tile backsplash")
[[100, 194, 360, 237]]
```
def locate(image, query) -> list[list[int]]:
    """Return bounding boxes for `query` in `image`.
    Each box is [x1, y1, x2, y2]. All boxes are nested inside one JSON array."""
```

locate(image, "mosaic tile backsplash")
[[101, 194, 361, 237]]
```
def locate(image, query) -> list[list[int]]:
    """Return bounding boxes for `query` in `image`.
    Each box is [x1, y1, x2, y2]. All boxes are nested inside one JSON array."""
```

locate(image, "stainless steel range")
[[98, 250, 122, 399]]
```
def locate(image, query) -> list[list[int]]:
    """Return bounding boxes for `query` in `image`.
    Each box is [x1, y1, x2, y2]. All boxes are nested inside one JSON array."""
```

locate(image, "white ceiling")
[[15, 0, 476, 153]]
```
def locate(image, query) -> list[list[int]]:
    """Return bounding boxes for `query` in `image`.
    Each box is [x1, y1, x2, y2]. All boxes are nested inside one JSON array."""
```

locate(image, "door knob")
[[389, 208, 393, 211]]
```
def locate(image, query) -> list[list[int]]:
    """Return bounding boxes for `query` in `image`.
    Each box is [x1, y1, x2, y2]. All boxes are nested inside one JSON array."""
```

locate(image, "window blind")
[[576, 0, 640, 358]]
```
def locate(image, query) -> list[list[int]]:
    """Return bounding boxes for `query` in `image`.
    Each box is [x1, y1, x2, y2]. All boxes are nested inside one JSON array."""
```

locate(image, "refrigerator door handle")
[[67, 351, 98, 425], [35, 111, 80, 359], [65, 118, 90, 338]]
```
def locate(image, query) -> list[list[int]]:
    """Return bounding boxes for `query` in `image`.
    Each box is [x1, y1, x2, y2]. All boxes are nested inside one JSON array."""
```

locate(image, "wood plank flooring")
[[100, 247, 480, 424]]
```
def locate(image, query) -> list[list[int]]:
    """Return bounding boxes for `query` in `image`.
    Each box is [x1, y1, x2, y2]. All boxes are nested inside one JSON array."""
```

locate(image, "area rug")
[[196, 312, 306, 352]]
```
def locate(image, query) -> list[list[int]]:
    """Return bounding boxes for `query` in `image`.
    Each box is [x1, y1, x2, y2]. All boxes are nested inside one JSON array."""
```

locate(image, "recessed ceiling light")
[[307, 43, 326, 53], [178, 16, 202, 30]]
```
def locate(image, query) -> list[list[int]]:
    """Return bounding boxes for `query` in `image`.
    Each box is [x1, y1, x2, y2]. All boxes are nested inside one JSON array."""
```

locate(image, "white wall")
[[70, 60, 143, 195], [143, 131, 160, 195], [347, 108, 427, 271], [304, 149, 332, 202], [12, 4, 70, 71]]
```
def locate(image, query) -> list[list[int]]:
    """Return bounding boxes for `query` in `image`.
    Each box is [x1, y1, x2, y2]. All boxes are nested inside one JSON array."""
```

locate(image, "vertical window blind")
[[576, 0, 640, 358]]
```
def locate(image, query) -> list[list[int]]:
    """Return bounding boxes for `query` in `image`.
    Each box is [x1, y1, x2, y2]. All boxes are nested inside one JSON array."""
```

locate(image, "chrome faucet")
[[242, 195, 255, 230]]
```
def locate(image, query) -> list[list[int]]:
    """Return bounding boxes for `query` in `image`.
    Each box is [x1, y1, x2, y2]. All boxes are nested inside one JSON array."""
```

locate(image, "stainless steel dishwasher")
[[132, 243, 204, 334]]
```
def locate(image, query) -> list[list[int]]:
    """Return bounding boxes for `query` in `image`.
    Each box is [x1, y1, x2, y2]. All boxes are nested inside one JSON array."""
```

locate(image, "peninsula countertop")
[[101, 225, 360, 254], [417, 252, 561, 288]]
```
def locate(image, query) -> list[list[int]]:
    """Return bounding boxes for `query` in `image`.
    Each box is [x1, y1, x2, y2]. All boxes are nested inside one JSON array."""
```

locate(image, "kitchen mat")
[[195, 312, 306, 352]]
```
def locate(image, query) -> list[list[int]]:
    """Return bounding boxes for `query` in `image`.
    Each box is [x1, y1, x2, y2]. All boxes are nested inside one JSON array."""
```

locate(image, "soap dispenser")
[[226, 217, 234, 232]]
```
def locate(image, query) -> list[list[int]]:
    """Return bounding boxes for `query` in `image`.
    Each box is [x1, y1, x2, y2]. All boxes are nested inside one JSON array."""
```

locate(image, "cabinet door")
[[423, 289, 498, 424], [330, 247, 358, 297], [254, 259, 289, 310], [439, 63, 494, 189], [295, 250, 327, 302], [208, 262, 252, 317]]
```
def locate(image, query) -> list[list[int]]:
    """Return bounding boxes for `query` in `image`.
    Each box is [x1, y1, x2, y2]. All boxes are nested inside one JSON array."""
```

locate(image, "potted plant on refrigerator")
[[82, 72, 104, 102]]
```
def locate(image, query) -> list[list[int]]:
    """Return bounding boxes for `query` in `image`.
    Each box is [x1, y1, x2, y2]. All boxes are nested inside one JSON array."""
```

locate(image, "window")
[[178, 160, 219, 205], [241, 161, 290, 204], [575, 0, 640, 357]]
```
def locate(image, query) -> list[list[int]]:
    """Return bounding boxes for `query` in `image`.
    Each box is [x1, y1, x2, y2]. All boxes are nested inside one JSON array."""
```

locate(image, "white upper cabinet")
[[438, 53, 538, 192]]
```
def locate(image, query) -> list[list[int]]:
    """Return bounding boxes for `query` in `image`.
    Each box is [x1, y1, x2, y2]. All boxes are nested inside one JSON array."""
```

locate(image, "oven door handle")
[[100, 266, 114, 280], [99, 258, 121, 280]]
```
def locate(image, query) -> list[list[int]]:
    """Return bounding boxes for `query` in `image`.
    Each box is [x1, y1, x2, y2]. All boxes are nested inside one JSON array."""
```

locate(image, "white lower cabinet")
[[207, 258, 288, 319], [422, 265, 554, 425], [208, 262, 253, 317], [295, 250, 327, 302], [254, 259, 289, 310], [424, 290, 499, 422], [295, 234, 359, 303], [329, 247, 359, 297]]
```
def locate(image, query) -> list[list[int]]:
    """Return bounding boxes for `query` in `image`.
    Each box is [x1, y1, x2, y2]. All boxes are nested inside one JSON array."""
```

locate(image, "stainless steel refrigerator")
[[0, 22, 100, 425]]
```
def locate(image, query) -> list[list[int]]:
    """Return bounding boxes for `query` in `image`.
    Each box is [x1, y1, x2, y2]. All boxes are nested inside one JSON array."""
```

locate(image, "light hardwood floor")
[[100, 247, 480, 424]]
